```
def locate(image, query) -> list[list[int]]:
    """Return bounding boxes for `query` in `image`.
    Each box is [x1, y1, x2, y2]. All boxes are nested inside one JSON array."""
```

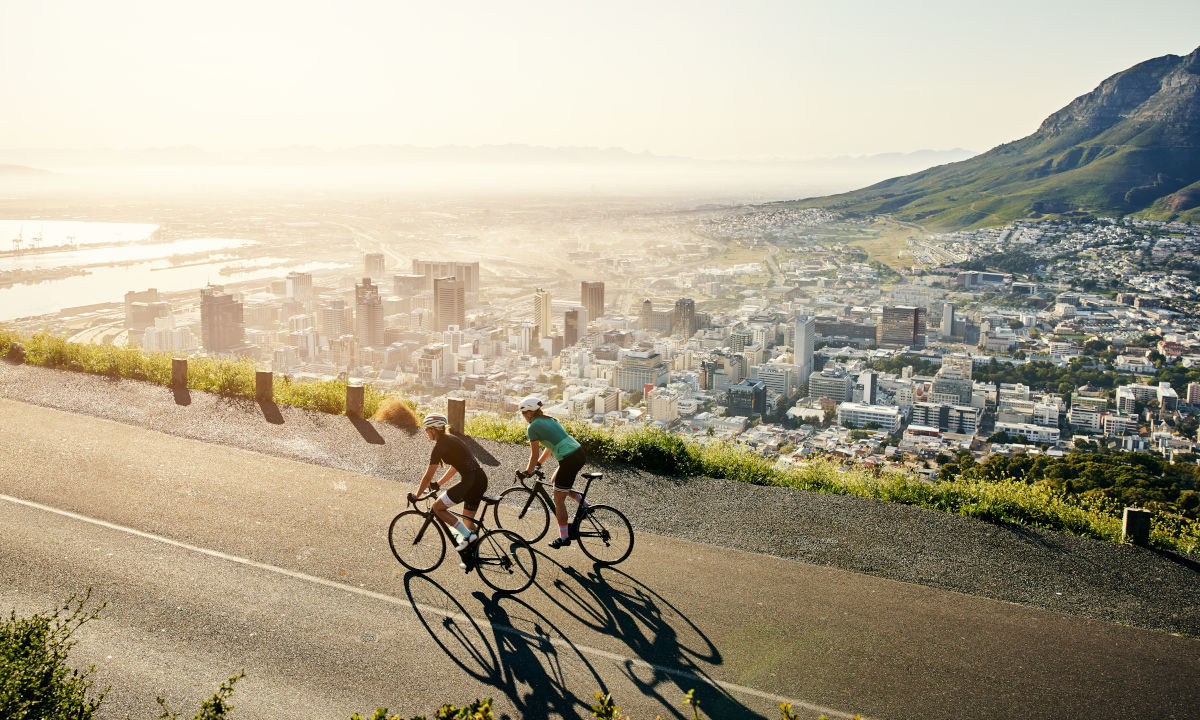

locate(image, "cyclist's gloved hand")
[[429, 481, 440, 493]]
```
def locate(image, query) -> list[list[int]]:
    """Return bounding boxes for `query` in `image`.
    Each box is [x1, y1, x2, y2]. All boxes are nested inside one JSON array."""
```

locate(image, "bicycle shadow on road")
[[402, 571, 606, 719], [529, 553, 767, 720]]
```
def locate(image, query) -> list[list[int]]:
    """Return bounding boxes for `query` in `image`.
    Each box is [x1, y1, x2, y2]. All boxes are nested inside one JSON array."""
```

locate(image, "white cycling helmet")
[[518, 395, 543, 413], [423, 412, 448, 429]]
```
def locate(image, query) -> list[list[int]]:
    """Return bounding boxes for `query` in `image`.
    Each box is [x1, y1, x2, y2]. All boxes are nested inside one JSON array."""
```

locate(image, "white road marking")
[[1, 493, 855, 719]]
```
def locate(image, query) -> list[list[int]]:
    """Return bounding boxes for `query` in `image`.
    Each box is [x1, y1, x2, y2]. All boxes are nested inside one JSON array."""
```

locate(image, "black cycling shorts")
[[445, 468, 488, 512], [553, 448, 587, 490]]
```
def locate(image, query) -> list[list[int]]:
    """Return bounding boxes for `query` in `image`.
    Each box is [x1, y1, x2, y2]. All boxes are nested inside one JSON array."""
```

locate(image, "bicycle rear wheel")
[[474, 529, 537, 594], [388, 510, 446, 572], [493, 486, 551, 543], [574, 505, 634, 566]]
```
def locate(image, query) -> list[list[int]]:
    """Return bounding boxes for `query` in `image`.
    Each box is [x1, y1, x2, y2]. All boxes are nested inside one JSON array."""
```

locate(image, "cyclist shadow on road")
[[403, 572, 607, 720], [531, 554, 767, 720]]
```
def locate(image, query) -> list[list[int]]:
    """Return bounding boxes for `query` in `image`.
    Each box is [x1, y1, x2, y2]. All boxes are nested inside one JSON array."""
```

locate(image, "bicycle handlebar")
[[407, 481, 441, 506]]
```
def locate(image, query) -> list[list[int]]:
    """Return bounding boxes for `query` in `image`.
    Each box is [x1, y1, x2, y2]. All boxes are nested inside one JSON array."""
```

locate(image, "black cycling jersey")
[[428, 432, 481, 476]]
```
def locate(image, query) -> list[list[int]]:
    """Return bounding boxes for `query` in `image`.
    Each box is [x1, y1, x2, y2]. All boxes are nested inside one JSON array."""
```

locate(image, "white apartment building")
[[1102, 414, 1139, 437], [994, 421, 1060, 445], [647, 388, 680, 424], [837, 402, 902, 432]]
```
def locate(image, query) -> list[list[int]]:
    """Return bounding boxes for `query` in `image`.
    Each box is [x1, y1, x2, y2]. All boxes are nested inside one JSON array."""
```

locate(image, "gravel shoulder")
[[2, 360, 1198, 637]]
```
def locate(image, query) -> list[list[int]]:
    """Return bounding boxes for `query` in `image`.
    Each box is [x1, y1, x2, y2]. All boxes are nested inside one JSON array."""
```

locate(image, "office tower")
[[877, 306, 927, 348], [286, 271, 314, 302], [615, 351, 670, 392], [808, 368, 853, 402], [942, 302, 955, 338], [794, 313, 815, 384], [730, 330, 753, 353], [581, 281, 605, 322], [364, 253, 386, 279], [321, 299, 349, 340], [565, 307, 587, 347], [727, 378, 767, 416], [853, 371, 878, 405], [199, 285, 244, 354], [124, 289, 161, 329], [434, 276, 466, 331], [355, 278, 384, 347], [412, 259, 480, 293], [533, 288, 553, 339], [672, 298, 697, 339]]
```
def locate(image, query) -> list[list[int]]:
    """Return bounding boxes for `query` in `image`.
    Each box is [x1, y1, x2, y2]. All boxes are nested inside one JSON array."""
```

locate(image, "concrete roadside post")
[[447, 397, 466, 434], [255, 370, 273, 403], [346, 382, 365, 419], [171, 358, 187, 388], [1122, 507, 1152, 546]]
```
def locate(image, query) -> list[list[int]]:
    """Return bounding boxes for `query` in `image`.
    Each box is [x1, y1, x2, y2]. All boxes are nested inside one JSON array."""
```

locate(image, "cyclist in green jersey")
[[517, 395, 588, 548]]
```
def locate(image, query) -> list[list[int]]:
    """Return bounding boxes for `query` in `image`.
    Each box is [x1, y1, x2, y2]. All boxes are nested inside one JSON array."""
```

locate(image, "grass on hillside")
[[3, 326, 1198, 555], [845, 219, 918, 272]]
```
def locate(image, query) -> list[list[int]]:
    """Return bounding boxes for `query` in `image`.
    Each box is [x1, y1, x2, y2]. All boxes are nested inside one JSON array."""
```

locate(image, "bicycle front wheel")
[[493, 486, 551, 543], [388, 510, 446, 572], [474, 529, 537, 594], [575, 505, 634, 566]]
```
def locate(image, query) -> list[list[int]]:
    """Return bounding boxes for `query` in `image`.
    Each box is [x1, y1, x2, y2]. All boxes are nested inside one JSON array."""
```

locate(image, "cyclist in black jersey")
[[412, 412, 488, 551]]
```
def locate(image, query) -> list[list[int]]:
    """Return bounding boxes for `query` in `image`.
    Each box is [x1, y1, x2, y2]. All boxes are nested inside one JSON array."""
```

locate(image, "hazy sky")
[[3, 1, 1199, 160]]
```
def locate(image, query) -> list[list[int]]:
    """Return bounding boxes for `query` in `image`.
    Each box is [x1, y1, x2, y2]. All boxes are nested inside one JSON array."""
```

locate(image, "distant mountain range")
[[793, 46, 1200, 229], [0, 144, 972, 171]]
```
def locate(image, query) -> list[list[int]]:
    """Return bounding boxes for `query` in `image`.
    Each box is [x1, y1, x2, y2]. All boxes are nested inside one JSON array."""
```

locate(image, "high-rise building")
[[941, 302, 955, 338], [581, 281, 605, 322], [853, 371, 877, 405], [433, 276, 466, 331], [285, 272, 313, 302], [199, 285, 244, 354], [730, 330, 753, 353], [124, 289, 162, 329], [364, 253, 386, 279], [808, 368, 853, 402], [355, 278, 384, 347], [565, 307, 587, 347], [320, 299, 350, 340], [877, 306, 927, 348], [533, 288, 553, 339], [412, 259, 480, 293], [794, 313, 815, 383], [672, 298, 697, 339], [727, 378, 767, 416], [615, 351, 670, 393]]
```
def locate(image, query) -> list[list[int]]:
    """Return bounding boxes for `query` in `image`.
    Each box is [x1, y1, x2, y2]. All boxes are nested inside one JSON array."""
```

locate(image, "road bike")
[[388, 483, 538, 594], [493, 468, 635, 566]]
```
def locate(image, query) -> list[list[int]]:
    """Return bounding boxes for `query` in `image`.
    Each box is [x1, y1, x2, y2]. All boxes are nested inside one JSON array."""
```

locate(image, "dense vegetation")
[[3, 327, 1198, 553], [868, 355, 1128, 397], [938, 450, 1199, 521]]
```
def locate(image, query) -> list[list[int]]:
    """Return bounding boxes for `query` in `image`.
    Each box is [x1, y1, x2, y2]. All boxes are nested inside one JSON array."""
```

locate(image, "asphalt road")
[[1, 397, 1198, 720]]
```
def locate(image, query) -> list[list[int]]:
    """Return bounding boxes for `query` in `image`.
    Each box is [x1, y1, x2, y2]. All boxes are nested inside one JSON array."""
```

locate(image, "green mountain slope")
[[794, 47, 1200, 229]]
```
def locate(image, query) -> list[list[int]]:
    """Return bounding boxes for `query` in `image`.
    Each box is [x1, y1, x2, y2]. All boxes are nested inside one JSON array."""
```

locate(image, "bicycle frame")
[[513, 468, 598, 508]]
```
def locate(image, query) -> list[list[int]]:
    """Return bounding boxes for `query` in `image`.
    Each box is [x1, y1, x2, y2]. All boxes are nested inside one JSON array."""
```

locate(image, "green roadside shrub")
[[0, 591, 106, 720]]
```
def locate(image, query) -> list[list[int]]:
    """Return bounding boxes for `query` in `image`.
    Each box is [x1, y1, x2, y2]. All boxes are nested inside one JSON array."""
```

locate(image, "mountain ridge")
[[791, 46, 1200, 229]]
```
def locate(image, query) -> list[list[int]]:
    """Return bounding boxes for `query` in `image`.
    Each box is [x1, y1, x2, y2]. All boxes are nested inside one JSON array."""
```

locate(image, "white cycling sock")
[[452, 520, 472, 541], [559, 524, 570, 540]]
